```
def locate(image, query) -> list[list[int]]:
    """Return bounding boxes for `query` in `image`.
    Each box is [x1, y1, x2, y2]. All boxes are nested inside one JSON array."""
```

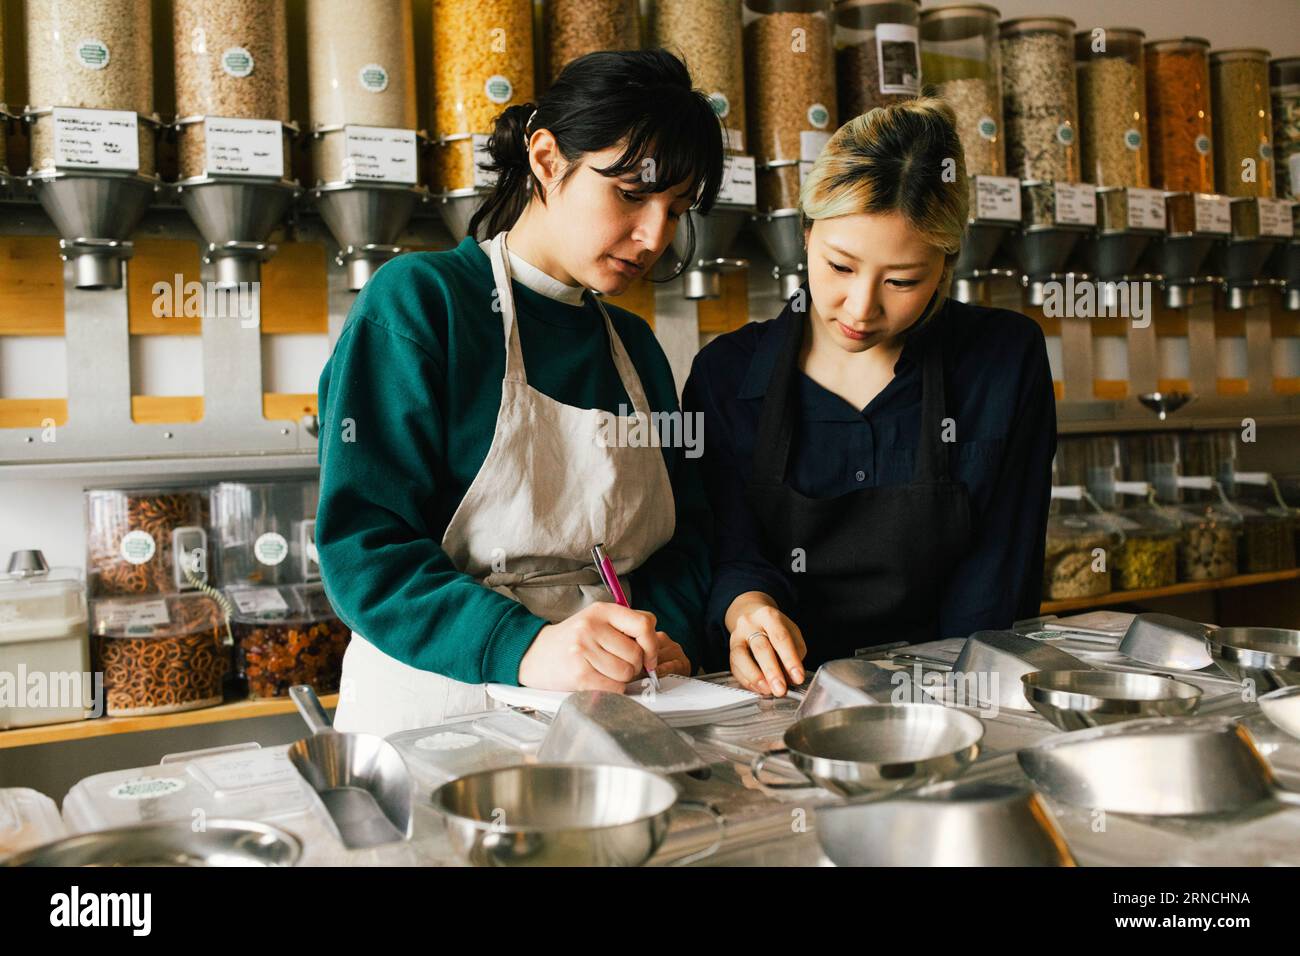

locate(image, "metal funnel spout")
[[750, 210, 806, 298], [177, 177, 298, 287], [314, 183, 424, 290], [670, 205, 750, 300], [29, 171, 158, 289], [435, 189, 487, 243]]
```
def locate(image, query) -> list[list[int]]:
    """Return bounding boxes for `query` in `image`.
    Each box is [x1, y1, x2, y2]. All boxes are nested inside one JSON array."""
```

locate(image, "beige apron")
[[332, 231, 677, 737]]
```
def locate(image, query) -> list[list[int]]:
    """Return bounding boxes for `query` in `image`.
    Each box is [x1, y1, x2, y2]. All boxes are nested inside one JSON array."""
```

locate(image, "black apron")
[[746, 302, 974, 668]]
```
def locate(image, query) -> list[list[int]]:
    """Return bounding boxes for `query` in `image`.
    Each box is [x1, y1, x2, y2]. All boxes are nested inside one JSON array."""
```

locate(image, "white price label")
[[1194, 194, 1232, 234], [717, 155, 756, 207], [99, 598, 170, 630], [1126, 188, 1167, 231], [342, 125, 418, 184], [229, 588, 291, 615], [1054, 182, 1097, 227], [190, 750, 297, 793], [800, 130, 831, 163], [204, 116, 283, 178], [875, 23, 921, 96], [1259, 198, 1296, 238], [725, 127, 745, 153], [798, 160, 815, 187], [472, 133, 497, 189], [52, 107, 139, 172], [974, 176, 1021, 222]]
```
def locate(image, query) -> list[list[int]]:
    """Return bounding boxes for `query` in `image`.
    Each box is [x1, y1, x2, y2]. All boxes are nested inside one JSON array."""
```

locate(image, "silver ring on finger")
[[747, 630, 768, 646]]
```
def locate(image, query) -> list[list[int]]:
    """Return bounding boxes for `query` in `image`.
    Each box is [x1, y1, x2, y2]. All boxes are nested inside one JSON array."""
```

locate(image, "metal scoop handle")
[[751, 747, 815, 791], [290, 684, 335, 736]]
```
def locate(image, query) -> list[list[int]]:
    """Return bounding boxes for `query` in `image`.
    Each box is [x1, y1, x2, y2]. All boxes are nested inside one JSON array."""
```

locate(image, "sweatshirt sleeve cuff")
[[480, 603, 548, 685]]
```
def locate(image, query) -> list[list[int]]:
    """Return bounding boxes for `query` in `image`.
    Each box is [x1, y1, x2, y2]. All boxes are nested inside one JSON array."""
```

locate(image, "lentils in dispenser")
[[1000, 17, 1078, 183], [85, 489, 210, 598], [919, 4, 1003, 178], [91, 593, 230, 716], [172, 0, 292, 180], [744, 0, 837, 212], [432, 0, 535, 194], [1274, 58, 1300, 199], [1074, 28, 1149, 188], [1210, 49, 1275, 198], [652, 0, 747, 153], [1145, 38, 1214, 193], [306, 0, 418, 185], [834, 0, 921, 121], [24, 0, 157, 175], [545, 0, 639, 88]]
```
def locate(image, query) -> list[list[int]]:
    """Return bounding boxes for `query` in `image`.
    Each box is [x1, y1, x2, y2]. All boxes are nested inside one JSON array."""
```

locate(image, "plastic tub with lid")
[[0, 788, 66, 860], [225, 583, 350, 698], [0, 552, 92, 729], [90, 591, 231, 716]]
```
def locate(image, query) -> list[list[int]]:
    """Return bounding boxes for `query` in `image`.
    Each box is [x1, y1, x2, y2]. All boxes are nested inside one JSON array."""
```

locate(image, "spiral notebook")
[[485, 676, 761, 728]]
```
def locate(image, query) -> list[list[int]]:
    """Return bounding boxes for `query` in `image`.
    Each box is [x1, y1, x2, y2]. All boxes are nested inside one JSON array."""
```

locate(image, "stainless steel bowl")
[[815, 782, 1076, 866], [1021, 670, 1202, 731], [1259, 685, 1300, 740], [3, 819, 302, 867], [751, 704, 984, 796], [1018, 717, 1300, 816], [1207, 627, 1300, 692], [430, 763, 720, 866]]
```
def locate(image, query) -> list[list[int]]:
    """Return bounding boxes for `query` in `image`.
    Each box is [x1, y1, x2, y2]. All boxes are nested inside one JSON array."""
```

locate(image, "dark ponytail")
[[467, 48, 726, 281]]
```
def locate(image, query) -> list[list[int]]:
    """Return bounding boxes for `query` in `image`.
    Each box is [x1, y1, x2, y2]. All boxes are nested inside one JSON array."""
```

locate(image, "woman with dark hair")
[[316, 49, 725, 736], [685, 96, 1056, 696]]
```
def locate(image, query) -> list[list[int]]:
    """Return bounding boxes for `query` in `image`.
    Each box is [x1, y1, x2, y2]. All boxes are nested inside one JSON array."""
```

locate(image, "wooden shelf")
[[0, 694, 338, 751], [1041, 567, 1300, 614]]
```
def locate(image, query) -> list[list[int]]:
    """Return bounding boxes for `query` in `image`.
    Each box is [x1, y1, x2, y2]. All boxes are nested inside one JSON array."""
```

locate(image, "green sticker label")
[[978, 116, 998, 141], [109, 777, 186, 800], [484, 74, 513, 105], [254, 531, 289, 566], [807, 103, 830, 130], [1125, 129, 1142, 151], [709, 92, 730, 119], [359, 63, 389, 93], [1056, 124, 1075, 146], [222, 46, 254, 79], [1195, 134, 1211, 156], [76, 39, 111, 70], [119, 530, 156, 565]]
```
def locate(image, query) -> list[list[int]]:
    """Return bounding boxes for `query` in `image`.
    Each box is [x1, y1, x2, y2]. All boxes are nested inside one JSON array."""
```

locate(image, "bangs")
[[588, 97, 725, 213]]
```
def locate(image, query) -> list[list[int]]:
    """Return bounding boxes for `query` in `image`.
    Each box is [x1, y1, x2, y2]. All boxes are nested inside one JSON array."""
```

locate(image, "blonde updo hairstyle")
[[799, 94, 969, 327]]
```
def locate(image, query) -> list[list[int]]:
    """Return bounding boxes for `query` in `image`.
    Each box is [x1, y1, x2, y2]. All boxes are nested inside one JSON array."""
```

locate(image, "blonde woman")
[[684, 97, 1056, 696]]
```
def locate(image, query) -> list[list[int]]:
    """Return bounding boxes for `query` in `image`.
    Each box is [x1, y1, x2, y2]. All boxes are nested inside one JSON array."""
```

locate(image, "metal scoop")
[[288, 685, 413, 849], [1260, 686, 1300, 740], [538, 690, 710, 777], [1119, 613, 1214, 671], [1018, 717, 1300, 816], [1021, 670, 1202, 731]]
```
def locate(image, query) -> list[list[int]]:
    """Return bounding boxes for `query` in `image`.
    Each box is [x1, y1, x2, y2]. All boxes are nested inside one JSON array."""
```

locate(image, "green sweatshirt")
[[316, 236, 711, 685]]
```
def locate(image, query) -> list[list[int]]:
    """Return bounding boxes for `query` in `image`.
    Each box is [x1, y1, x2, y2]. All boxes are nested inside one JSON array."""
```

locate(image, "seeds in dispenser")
[[173, 0, 291, 179], [1076, 37, 1149, 187], [1146, 40, 1215, 193], [432, 0, 535, 192], [1210, 51, 1275, 198], [25, 0, 156, 175], [744, 9, 837, 212], [544, 0, 639, 88], [652, 0, 746, 152], [1001, 22, 1080, 182]]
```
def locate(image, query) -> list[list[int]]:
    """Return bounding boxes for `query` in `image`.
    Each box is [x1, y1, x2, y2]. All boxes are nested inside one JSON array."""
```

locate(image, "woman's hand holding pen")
[[726, 591, 807, 697], [519, 603, 663, 691]]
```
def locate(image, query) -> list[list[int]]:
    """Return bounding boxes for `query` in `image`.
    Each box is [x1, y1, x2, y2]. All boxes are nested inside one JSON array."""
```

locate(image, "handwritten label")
[[1194, 194, 1232, 234], [974, 175, 1021, 222], [1054, 182, 1097, 227], [1259, 198, 1296, 238], [343, 125, 418, 184], [204, 116, 283, 178], [1126, 188, 1167, 231], [52, 107, 139, 172], [717, 154, 756, 207]]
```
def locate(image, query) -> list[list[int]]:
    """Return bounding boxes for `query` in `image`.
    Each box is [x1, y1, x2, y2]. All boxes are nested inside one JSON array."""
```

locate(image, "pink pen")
[[591, 543, 660, 692]]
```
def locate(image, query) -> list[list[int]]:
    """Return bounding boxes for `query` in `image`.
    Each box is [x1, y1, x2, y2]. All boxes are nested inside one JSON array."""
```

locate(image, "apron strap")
[[589, 295, 654, 419], [488, 231, 529, 386], [752, 293, 952, 485]]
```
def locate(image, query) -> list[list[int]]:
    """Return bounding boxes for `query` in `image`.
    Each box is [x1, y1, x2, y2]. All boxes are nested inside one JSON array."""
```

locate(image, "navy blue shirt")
[[682, 295, 1057, 664]]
